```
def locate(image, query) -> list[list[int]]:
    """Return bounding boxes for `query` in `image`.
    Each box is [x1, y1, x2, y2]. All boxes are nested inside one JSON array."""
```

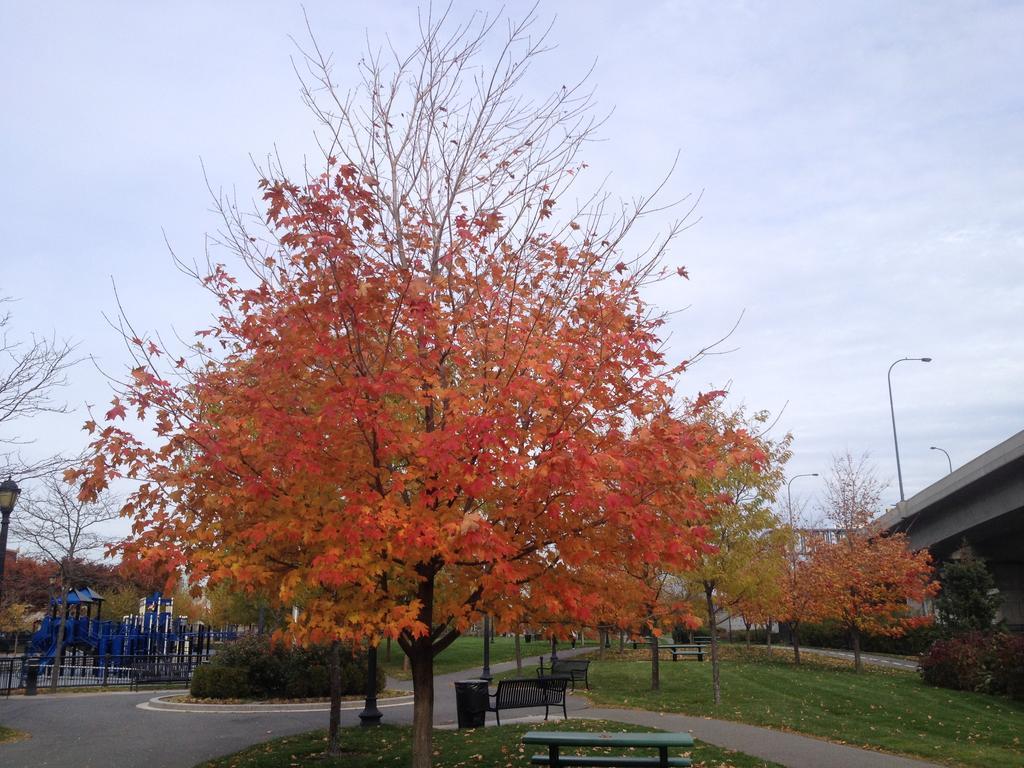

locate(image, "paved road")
[[0, 645, 942, 768], [1, 689, 335, 768]]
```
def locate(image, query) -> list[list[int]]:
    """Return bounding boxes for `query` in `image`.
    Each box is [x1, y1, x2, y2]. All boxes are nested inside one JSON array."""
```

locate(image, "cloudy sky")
[[2, 1, 1021, 532]]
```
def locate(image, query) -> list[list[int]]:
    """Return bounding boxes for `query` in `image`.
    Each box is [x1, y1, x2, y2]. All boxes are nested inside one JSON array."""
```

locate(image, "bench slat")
[[530, 756, 691, 767]]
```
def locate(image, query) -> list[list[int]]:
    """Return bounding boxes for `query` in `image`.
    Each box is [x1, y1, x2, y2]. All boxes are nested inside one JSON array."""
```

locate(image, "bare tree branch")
[[10, 464, 119, 583], [0, 298, 82, 477]]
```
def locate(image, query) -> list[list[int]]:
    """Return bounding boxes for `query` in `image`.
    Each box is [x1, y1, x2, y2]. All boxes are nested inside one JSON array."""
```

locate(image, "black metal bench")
[[667, 644, 704, 662], [488, 676, 568, 726], [538, 656, 591, 690]]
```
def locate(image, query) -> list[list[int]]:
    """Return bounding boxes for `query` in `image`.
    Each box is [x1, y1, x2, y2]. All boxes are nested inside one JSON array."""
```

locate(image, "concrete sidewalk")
[[577, 706, 941, 768]]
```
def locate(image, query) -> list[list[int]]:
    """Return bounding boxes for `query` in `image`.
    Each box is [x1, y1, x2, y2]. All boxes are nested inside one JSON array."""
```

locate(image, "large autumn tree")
[[72, 12, 732, 767], [808, 452, 938, 671]]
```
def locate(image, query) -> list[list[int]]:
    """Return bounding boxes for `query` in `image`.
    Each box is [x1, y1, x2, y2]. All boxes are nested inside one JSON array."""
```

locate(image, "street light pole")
[[785, 473, 819, 527], [358, 643, 383, 726], [887, 357, 932, 502], [480, 614, 492, 681], [930, 446, 953, 475], [0, 477, 22, 601]]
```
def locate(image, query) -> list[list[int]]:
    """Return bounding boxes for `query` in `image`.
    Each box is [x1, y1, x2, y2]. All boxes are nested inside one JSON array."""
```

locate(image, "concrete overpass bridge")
[[878, 428, 1024, 630]]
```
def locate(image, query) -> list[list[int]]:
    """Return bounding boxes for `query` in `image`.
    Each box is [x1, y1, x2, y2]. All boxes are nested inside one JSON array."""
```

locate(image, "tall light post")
[[930, 446, 953, 475], [480, 614, 492, 681], [785, 473, 818, 527], [0, 477, 22, 600], [887, 357, 932, 501], [358, 642, 383, 726]]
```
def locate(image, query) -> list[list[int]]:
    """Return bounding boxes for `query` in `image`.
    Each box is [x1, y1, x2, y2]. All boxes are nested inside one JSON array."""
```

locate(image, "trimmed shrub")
[[920, 632, 1024, 699], [213, 635, 287, 694], [190, 665, 250, 699], [797, 620, 939, 656], [284, 663, 330, 698], [993, 633, 1024, 700], [738, 628, 782, 645], [919, 632, 995, 691], [204, 635, 386, 699]]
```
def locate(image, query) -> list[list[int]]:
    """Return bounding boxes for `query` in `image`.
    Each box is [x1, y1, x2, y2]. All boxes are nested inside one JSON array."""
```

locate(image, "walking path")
[[0, 644, 942, 768], [578, 707, 939, 768], [798, 645, 919, 671]]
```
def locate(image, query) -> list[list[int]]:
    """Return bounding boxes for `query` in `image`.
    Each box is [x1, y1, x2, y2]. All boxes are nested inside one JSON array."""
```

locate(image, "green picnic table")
[[522, 730, 694, 767]]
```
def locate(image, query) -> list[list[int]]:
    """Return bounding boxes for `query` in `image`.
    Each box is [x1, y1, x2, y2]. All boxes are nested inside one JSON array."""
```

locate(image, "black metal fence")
[[0, 656, 27, 697], [0, 653, 210, 696]]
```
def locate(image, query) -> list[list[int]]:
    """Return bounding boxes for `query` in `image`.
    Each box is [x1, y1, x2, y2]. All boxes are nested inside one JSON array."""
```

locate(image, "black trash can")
[[453, 679, 488, 728], [24, 660, 40, 696]]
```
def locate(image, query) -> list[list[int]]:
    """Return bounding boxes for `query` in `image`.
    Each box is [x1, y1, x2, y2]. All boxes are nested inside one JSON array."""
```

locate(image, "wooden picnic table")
[[522, 730, 694, 767]]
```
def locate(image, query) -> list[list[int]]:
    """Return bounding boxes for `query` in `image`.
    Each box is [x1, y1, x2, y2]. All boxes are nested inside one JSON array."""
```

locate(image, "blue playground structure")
[[21, 588, 238, 687]]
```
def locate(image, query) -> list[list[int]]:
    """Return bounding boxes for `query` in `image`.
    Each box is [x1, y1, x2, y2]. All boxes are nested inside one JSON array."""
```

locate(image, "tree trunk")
[[619, 630, 625, 654], [792, 621, 802, 665], [649, 633, 660, 691], [765, 617, 772, 654], [704, 583, 721, 706], [851, 628, 862, 673], [409, 635, 435, 768], [404, 563, 442, 768], [327, 640, 342, 756], [514, 632, 522, 673], [744, 619, 752, 647], [50, 599, 68, 691]]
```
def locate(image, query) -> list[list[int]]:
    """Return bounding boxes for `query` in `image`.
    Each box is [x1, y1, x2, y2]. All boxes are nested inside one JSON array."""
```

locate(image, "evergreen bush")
[[935, 545, 1002, 634]]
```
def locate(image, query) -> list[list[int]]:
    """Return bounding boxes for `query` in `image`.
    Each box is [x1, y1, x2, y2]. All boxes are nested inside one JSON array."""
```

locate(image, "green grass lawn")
[[195, 719, 781, 768], [583, 648, 1024, 768], [382, 635, 577, 679]]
